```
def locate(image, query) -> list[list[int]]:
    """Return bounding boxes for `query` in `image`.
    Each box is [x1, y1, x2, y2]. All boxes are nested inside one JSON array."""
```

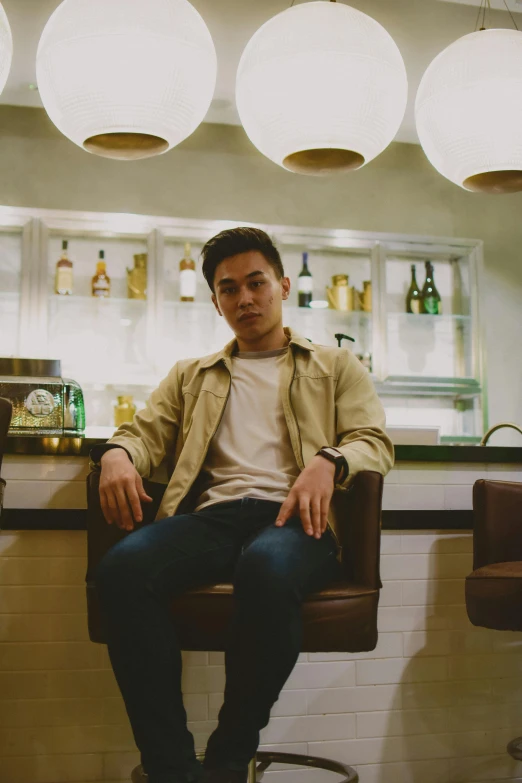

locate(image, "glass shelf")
[[163, 301, 371, 321], [388, 313, 471, 323], [284, 305, 371, 322], [49, 294, 147, 309]]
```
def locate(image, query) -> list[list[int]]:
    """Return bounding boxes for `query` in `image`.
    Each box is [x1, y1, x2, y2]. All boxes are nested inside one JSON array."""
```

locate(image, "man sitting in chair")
[[91, 228, 394, 783]]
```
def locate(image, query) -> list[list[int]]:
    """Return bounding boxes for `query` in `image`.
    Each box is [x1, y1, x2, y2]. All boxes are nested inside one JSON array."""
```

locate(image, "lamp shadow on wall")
[[378, 535, 522, 783]]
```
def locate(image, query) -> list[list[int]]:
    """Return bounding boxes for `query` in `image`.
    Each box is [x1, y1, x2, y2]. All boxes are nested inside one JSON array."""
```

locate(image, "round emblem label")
[[25, 389, 56, 417]]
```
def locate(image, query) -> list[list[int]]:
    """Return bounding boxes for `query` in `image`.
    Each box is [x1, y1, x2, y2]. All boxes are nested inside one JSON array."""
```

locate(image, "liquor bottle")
[[298, 252, 313, 307], [421, 261, 442, 315], [406, 264, 422, 314], [179, 242, 197, 302], [92, 251, 111, 297], [55, 240, 73, 295], [127, 253, 147, 300]]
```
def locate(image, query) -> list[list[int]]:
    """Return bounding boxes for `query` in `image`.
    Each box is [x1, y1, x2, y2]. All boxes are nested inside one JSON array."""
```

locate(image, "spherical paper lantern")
[[416, 29, 522, 193], [0, 3, 13, 97], [36, 0, 217, 160], [235, 1, 408, 176]]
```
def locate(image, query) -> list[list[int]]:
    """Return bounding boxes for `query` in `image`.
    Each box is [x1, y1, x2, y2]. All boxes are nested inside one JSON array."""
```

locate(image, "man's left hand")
[[275, 455, 336, 539]]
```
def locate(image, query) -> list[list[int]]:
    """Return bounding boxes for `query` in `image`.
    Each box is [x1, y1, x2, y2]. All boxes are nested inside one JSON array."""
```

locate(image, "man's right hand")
[[99, 448, 153, 531]]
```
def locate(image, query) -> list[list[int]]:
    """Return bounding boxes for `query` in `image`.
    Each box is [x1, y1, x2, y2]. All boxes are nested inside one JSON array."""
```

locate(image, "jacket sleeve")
[[103, 362, 183, 478], [334, 349, 394, 485]]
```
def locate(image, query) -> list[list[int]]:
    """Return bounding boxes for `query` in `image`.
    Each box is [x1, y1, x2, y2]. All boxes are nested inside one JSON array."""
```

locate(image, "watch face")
[[323, 447, 339, 458]]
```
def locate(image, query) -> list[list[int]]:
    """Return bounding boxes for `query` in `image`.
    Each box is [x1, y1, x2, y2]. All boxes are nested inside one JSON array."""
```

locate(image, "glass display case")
[[0, 207, 486, 439], [373, 241, 484, 442]]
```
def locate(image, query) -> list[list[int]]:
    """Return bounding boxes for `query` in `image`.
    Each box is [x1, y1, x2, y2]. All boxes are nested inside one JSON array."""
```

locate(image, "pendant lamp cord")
[[475, 0, 519, 31], [503, 0, 519, 31], [475, 0, 489, 30]]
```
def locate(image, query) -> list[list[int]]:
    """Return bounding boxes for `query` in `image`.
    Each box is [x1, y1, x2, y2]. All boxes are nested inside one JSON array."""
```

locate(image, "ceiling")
[[2, 0, 522, 145]]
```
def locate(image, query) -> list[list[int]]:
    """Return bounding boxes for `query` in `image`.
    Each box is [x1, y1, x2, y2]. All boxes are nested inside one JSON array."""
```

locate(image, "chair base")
[[507, 736, 522, 761], [131, 751, 358, 783]]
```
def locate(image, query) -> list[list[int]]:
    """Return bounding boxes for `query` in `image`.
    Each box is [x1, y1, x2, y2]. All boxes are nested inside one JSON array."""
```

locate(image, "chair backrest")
[[0, 397, 13, 517], [473, 479, 522, 569], [86, 470, 384, 589]]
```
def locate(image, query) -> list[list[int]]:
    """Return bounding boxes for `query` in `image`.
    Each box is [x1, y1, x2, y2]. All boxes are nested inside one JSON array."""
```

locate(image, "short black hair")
[[201, 227, 285, 293]]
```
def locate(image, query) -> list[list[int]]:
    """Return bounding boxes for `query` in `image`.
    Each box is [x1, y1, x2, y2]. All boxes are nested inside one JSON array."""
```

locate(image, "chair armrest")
[[473, 479, 522, 570], [332, 471, 384, 589], [85, 471, 166, 583]]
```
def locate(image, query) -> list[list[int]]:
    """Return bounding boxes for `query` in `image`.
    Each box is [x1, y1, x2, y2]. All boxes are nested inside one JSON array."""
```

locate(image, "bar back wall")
[[0, 106, 521, 442], [1, 107, 522, 783]]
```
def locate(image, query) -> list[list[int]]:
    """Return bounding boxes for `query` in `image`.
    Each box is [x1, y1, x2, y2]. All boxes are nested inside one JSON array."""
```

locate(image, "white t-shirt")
[[195, 346, 300, 511]]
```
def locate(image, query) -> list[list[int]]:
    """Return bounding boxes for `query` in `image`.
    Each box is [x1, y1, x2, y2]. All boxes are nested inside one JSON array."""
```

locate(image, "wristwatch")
[[89, 443, 133, 471], [316, 447, 349, 484]]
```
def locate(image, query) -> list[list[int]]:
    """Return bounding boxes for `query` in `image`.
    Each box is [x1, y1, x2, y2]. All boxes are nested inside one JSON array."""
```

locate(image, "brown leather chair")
[[86, 470, 384, 783], [0, 397, 13, 520], [465, 479, 522, 760]]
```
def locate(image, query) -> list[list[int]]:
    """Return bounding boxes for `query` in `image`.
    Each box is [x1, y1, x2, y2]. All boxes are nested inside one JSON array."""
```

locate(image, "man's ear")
[[211, 293, 223, 317], [281, 276, 291, 300]]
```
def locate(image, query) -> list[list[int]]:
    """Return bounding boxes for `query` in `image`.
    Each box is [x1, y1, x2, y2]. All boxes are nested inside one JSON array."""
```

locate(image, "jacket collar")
[[198, 326, 314, 370]]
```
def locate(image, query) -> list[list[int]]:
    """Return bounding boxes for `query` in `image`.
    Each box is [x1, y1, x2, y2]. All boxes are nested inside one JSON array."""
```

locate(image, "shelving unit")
[[0, 206, 486, 438]]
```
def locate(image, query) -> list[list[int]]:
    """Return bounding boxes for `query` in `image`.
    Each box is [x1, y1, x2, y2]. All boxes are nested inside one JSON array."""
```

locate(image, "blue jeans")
[[95, 498, 342, 783]]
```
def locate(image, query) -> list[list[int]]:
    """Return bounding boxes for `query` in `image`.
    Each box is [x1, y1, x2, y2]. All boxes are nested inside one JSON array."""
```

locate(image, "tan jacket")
[[108, 328, 394, 539]]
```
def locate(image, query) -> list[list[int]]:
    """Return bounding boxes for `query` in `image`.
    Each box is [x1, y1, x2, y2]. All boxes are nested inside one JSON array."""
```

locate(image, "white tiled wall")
[[1, 529, 522, 783], [1, 458, 522, 782], [2, 456, 89, 510]]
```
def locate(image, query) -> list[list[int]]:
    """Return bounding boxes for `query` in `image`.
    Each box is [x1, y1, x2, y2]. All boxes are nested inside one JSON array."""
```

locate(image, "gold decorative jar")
[[326, 274, 354, 311], [114, 395, 136, 427]]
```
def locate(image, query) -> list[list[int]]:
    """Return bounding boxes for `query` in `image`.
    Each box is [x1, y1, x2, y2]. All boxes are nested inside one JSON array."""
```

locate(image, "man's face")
[[212, 251, 290, 341]]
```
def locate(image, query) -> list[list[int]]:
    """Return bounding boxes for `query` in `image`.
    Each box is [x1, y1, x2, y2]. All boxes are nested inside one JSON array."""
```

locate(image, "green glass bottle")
[[421, 261, 442, 315], [406, 264, 422, 314]]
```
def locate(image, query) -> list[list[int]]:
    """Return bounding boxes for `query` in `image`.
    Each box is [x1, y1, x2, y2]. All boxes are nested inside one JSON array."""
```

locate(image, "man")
[[91, 227, 394, 783]]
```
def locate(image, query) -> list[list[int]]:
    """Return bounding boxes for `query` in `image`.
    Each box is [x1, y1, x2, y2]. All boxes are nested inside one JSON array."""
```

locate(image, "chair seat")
[[182, 580, 377, 601], [466, 562, 522, 631], [87, 579, 379, 653]]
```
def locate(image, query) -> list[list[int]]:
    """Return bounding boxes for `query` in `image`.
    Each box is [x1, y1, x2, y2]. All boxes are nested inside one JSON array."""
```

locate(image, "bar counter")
[[2, 430, 521, 531], [3, 428, 522, 464]]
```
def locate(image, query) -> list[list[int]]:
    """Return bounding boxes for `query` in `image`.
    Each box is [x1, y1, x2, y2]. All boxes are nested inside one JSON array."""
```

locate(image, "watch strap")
[[89, 443, 133, 471], [316, 447, 348, 483]]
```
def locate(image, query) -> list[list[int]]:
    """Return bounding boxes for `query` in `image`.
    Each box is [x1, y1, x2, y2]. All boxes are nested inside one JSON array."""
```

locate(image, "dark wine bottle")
[[298, 252, 313, 307], [421, 261, 442, 315], [406, 264, 422, 314]]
